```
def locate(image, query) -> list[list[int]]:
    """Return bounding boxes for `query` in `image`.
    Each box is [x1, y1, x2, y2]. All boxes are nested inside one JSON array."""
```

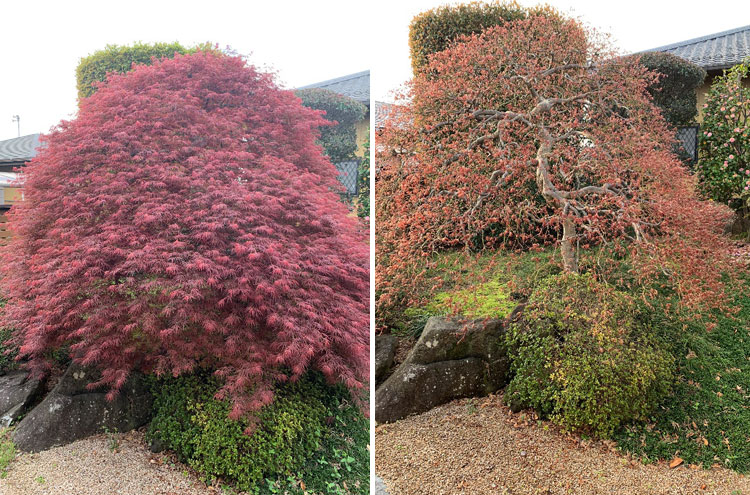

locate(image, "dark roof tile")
[[0, 134, 41, 163], [298, 70, 370, 105], [645, 25, 750, 71]]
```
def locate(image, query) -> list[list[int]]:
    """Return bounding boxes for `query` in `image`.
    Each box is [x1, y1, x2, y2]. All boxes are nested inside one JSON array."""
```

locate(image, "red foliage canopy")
[[376, 15, 735, 317], [1, 52, 369, 419]]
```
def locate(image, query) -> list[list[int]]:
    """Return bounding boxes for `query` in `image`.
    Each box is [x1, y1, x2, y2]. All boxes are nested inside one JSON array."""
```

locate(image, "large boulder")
[[375, 316, 510, 423], [12, 364, 152, 452], [0, 371, 43, 427], [375, 334, 398, 384]]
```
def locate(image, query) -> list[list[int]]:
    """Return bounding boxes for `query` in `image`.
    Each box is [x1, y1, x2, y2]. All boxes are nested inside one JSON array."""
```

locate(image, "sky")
[[372, 0, 750, 102], [0, 0, 371, 141], [3, 1, 749, 141]]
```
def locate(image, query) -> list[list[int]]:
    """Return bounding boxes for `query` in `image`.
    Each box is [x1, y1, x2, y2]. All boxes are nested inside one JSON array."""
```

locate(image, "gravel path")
[[376, 394, 750, 495], [0, 431, 213, 495]]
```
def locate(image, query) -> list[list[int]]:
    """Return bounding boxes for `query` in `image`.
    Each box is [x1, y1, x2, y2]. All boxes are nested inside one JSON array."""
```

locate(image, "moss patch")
[[433, 279, 516, 318], [390, 248, 558, 337]]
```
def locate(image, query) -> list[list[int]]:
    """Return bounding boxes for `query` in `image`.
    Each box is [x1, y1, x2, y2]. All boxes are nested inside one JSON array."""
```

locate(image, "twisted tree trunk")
[[560, 217, 578, 273]]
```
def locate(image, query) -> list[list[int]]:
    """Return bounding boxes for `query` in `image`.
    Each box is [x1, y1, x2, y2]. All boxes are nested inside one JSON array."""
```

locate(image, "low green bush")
[[148, 372, 368, 494], [505, 272, 674, 437]]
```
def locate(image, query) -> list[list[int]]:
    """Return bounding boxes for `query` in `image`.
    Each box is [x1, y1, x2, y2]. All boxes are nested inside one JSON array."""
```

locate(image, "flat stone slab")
[[373, 475, 390, 495]]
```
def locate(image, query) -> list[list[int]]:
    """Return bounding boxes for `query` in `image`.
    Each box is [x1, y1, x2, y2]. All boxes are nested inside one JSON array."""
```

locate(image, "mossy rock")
[[396, 279, 516, 338]]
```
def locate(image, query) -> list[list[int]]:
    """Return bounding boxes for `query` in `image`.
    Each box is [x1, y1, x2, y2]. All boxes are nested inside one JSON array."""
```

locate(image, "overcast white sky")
[[3, 1, 749, 142], [373, 0, 750, 102], [0, 0, 371, 141]]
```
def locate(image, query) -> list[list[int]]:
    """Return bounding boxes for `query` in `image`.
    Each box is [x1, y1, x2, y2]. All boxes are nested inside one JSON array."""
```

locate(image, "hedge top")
[[408, 1, 564, 75], [75, 42, 200, 99]]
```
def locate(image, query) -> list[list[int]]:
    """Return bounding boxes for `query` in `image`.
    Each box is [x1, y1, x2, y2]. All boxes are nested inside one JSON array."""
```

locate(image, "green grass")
[[615, 281, 750, 472], [0, 429, 16, 479]]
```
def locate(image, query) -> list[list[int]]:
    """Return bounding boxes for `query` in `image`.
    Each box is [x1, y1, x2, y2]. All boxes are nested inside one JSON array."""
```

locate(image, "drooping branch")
[[460, 64, 629, 272]]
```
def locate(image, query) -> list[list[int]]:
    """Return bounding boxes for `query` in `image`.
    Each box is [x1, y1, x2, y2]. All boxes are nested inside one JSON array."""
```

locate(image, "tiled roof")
[[298, 70, 370, 105], [374, 101, 393, 129], [374, 101, 410, 129], [0, 134, 41, 163], [645, 25, 750, 71]]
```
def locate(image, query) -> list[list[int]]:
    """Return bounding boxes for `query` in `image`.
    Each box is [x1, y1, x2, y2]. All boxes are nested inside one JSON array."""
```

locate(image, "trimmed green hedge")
[[638, 51, 706, 127], [76, 42, 198, 99], [295, 88, 367, 163], [408, 1, 528, 75], [147, 372, 369, 494]]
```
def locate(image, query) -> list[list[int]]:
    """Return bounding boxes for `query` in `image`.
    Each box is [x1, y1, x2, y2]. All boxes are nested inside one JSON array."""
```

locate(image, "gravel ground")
[[0, 431, 213, 495], [376, 394, 750, 495], [373, 475, 389, 495]]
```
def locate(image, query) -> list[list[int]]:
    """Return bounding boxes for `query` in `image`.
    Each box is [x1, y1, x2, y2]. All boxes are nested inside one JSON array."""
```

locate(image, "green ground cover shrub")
[[615, 277, 750, 472], [148, 372, 368, 494], [0, 429, 15, 478], [504, 272, 674, 437]]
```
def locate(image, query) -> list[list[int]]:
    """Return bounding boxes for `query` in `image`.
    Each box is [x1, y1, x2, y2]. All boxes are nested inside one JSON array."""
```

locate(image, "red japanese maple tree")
[[1, 51, 369, 418], [376, 14, 734, 316]]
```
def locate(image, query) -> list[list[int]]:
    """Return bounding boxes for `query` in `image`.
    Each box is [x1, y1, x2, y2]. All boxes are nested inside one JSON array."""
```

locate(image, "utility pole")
[[11, 115, 20, 137]]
